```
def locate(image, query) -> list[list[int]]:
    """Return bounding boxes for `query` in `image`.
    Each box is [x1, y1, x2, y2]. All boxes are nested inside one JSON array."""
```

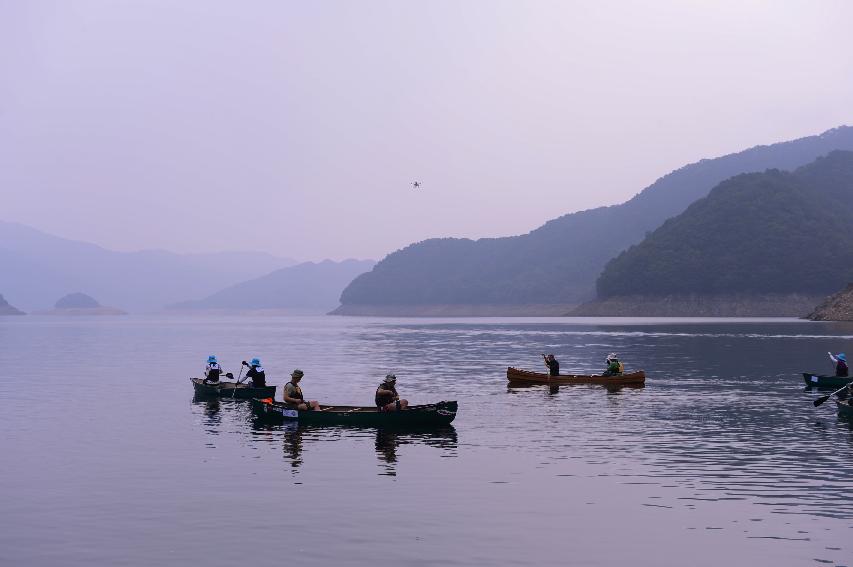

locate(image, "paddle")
[[813, 381, 853, 407], [232, 363, 247, 399]]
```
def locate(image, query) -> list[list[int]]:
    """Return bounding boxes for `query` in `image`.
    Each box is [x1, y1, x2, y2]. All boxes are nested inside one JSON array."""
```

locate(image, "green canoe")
[[251, 398, 458, 427], [836, 399, 853, 417], [802, 373, 853, 388], [191, 377, 277, 399]]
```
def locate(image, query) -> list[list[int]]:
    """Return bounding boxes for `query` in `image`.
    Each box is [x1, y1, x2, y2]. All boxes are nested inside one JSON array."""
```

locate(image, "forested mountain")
[[169, 259, 375, 312], [337, 127, 853, 313], [595, 151, 853, 298], [0, 221, 296, 311]]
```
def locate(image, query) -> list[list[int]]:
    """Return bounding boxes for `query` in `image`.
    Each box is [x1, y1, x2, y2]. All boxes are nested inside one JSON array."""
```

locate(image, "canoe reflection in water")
[[507, 381, 645, 396], [252, 422, 458, 475], [374, 426, 458, 476]]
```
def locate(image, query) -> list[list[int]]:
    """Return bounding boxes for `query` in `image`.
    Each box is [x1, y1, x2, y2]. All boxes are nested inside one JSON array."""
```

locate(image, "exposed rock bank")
[[569, 293, 823, 317], [329, 304, 577, 317], [0, 294, 25, 315], [807, 284, 853, 321]]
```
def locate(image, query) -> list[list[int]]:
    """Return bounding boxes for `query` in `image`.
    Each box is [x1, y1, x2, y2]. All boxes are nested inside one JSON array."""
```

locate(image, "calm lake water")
[[1, 315, 852, 566]]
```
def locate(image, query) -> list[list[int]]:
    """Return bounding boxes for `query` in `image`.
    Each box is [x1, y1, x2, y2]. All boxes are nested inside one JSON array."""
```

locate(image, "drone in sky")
[[412, 181, 421, 189]]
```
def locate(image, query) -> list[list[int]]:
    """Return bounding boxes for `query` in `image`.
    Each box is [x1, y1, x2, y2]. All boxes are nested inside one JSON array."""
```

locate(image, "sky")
[[1, 1, 852, 261]]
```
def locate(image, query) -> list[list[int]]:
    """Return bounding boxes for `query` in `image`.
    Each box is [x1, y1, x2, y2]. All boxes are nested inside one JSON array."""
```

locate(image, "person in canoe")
[[603, 353, 624, 377], [283, 369, 321, 411], [542, 354, 560, 376], [204, 355, 222, 384], [828, 352, 849, 377], [375, 374, 409, 412], [244, 358, 267, 387]]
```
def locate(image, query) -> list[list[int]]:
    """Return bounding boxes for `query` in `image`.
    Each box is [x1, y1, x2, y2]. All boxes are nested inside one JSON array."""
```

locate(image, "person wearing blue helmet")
[[242, 357, 266, 387], [204, 355, 222, 384], [828, 352, 849, 377]]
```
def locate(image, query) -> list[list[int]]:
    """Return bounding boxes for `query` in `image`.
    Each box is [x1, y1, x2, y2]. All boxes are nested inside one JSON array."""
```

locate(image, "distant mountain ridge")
[[0, 221, 297, 311], [335, 126, 853, 314], [170, 259, 376, 312], [578, 151, 853, 315]]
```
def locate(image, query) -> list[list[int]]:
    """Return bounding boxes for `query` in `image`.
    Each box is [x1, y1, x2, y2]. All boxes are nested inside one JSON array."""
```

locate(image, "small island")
[[35, 292, 127, 316], [0, 293, 25, 315]]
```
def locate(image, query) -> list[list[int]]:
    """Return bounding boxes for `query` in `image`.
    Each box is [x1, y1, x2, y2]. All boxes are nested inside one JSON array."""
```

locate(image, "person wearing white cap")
[[375, 374, 408, 412]]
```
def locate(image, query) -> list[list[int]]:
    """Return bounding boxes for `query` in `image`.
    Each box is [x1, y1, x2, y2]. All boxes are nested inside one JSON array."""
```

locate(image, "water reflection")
[[374, 426, 458, 476], [191, 394, 222, 430]]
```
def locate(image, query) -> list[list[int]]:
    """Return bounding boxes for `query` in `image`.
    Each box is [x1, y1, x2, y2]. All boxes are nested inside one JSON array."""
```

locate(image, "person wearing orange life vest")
[[375, 374, 408, 412], [282, 369, 321, 411]]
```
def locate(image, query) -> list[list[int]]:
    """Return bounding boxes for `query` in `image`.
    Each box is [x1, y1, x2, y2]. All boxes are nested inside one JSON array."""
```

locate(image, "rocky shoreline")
[[806, 284, 853, 321], [568, 293, 825, 317], [329, 303, 577, 317]]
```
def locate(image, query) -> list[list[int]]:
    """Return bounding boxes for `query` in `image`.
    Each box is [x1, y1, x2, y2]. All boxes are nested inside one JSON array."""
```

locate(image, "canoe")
[[251, 398, 458, 427], [802, 373, 852, 388], [191, 377, 276, 399], [836, 399, 853, 417], [506, 367, 646, 386]]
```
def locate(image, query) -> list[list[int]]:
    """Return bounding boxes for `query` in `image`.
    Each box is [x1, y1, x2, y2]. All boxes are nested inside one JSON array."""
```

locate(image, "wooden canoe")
[[191, 377, 276, 399], [802, 373, 852, 389], [251, 398, 458, 427], [507, 367, 646, 386], [836, 399, 853, 417]]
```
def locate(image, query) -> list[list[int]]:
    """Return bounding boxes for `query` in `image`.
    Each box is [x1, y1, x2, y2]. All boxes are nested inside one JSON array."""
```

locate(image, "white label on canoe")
[[811, 375, 819, 383], [276, 408, 299, 418]]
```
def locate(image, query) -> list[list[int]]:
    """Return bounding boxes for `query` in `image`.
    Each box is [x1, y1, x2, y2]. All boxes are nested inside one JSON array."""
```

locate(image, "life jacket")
[[205, 363, 221, 382], [376, 384, 398, 407], [837, 360, 849, 377], [248, 365, 266, 387], [285, 382, 304, 406]]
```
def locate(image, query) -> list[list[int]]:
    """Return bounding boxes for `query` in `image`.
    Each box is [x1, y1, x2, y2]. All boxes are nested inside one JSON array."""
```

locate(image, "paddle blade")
[[814, 395, 831, 407]]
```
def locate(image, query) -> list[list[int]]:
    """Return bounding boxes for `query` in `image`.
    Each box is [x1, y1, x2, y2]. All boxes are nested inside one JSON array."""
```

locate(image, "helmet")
[[839, 353, 847, 362], [251, 357, 261, 366], [384, 373, 397, 384], [606, 353, 618, 361], [207, 355, 217, 363], [291, 369, 304, 378]]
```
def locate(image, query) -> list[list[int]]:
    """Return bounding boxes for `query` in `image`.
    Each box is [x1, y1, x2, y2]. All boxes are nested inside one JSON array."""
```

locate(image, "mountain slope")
[[170, 259, 376, 312], [594, 151, 853, 300], [0, 293, 24, 315], [336, 127, 853, 314], [0, 221, 296, 311]]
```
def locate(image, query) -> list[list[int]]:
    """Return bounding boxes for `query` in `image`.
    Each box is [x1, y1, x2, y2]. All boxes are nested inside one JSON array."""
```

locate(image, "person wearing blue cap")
[[242, 357, 266, 387], [828, 352, 849, 377], [204, 355, 222, 384]]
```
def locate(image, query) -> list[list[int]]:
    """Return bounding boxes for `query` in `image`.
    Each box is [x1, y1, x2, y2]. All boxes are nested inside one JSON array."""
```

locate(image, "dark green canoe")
[[802, 373, 853, 388], [191, 377, 276, 399], [251, 398, 458, 427]]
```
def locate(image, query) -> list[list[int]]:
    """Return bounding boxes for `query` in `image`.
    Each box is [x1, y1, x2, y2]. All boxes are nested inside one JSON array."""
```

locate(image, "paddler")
[[542, 354, 560, 376], [204, 355, 222, 384], [828, 352, 849, 377], [244, 357, 267, 387], [375, 374, 408, 412], [283, 369, 321, 411], [603, 353, 624, 377]]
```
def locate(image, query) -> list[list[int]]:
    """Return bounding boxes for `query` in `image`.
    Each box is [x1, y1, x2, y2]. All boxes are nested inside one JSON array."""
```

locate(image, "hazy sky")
[[2, 1, 852, 261]]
